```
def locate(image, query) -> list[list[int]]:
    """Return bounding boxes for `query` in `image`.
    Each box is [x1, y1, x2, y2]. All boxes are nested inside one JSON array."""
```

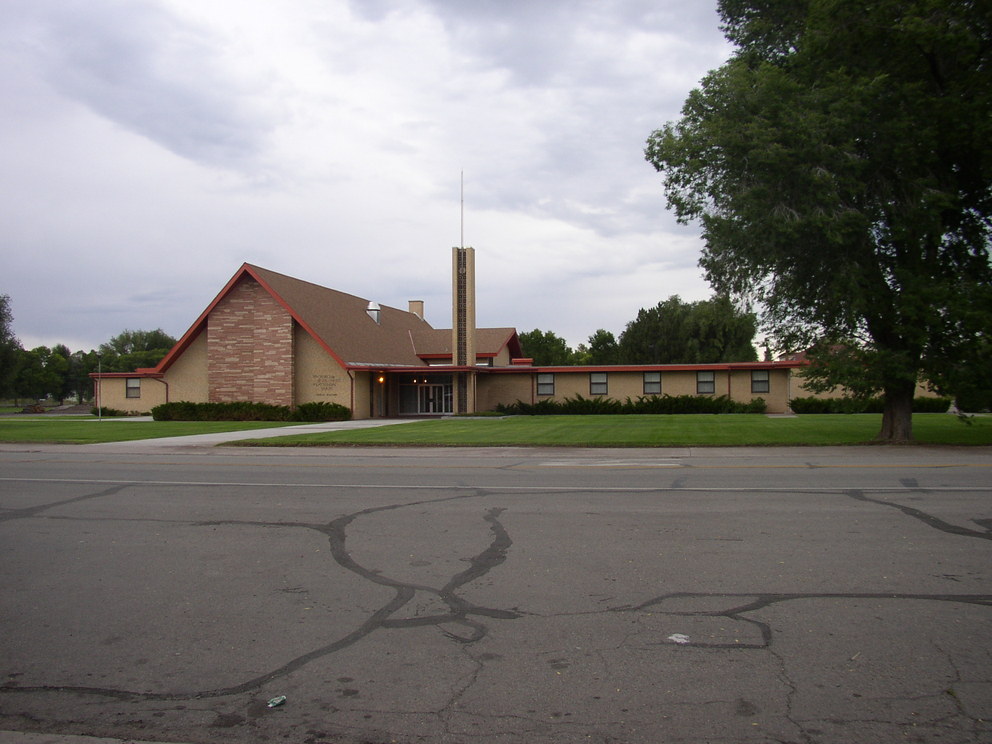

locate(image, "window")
[[643, 371, 661, 395], [751, 370, 770, 394], [696, 370, 715, 395], [537, 373, 555, 396], [126, 378, 141, 399], [589, 372, 608, 395]]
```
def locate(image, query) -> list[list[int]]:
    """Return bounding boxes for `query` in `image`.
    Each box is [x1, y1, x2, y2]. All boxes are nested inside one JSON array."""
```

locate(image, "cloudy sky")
[[2, 0, 733, 352]]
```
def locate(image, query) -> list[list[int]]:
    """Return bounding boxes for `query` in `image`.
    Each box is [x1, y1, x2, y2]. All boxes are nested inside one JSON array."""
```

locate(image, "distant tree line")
[[0, 294, 175, 405], [519, 294, 759, 366]]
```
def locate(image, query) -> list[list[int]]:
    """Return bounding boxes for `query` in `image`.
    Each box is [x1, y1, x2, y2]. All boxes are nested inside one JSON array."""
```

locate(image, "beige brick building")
[[93, 255, 805, 417]]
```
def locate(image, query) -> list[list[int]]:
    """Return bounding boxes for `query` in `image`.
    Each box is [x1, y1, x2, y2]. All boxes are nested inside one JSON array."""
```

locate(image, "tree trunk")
[[876, 383, 914, 442]]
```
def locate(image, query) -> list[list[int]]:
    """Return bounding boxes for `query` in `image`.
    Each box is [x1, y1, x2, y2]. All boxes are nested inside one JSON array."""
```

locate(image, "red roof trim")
[[152, 263, 351, 374], [151, 264, 254, 373], [89, 371, 164, 379], [501, 329, 523, 359], [484, 360, 807, 374], [345, 364, 481, 373]]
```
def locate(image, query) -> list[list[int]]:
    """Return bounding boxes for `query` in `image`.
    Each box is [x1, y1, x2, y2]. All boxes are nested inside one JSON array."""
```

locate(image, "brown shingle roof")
[[156, 263, 518, 372]]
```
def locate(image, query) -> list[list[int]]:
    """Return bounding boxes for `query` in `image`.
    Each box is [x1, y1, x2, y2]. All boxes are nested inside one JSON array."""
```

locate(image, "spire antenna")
[[460, 170, 464, 249]]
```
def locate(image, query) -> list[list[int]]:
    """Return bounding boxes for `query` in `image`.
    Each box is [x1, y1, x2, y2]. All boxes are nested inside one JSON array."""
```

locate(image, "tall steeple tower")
[[452, 246, 476, 413]]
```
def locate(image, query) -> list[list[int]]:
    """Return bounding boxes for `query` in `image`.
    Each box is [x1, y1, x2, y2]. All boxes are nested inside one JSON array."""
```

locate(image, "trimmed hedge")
[[496, 394, 767, 416], [788, 396, 952, 414], [90, 407, 130, 417], [293, 401, 353, 422], [955, 389, 992, 413], [151, 401, 351, 422]]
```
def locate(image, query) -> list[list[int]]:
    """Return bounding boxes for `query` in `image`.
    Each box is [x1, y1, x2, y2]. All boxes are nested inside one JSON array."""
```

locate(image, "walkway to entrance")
[[87, 418, 421, 448]]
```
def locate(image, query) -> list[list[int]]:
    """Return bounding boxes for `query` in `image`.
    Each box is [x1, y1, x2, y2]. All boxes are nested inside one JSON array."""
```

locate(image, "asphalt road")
[[0, 442, 990, 744]]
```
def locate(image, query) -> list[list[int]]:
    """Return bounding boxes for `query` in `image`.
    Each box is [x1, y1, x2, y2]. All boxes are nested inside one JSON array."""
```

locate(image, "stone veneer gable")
[[207, 277, 294, 406]]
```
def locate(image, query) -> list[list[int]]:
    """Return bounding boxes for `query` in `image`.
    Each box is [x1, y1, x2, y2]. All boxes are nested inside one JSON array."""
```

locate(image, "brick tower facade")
[[207, 276, 294, 406]]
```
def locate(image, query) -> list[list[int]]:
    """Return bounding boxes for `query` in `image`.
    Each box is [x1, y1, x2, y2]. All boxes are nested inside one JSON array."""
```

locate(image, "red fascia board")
[[150, 265, 255, 373], [419, 353, 497, 363], [345, 364, 480, 373], [485, 361, 807, 374], [154, 263, 350, 375], [244, 265, 350, 369], [89, 371, 164, 379], [502, 330, 524, 358]]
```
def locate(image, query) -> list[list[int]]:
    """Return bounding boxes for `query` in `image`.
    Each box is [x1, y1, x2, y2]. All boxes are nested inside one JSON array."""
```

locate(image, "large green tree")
[[14, 346, 67, 402], [585, 329, 620, 365], [98, 328, 177, 372], [619, 295, 758, 364], [646, 0, 992, 441], [518, 329, 576, 366], [0, 294, 21, 398]]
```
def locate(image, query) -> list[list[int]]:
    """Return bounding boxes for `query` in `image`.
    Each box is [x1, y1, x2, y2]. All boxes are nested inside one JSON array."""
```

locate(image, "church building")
[[92, 249, 803, 417]]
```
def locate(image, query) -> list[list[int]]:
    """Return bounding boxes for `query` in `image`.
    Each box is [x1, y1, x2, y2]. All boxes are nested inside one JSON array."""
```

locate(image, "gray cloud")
[[2, 0, 731, 352], [15, 0, 275, 169]]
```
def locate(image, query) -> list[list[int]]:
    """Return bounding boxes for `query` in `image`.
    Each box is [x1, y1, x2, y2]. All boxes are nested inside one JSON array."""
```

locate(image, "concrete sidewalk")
[[86, 417, 420, 448]]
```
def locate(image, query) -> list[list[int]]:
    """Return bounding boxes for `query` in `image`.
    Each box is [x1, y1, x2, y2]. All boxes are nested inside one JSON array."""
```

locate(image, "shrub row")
[[496, 394, 767, 416], [151, 401, 351, 422], [90, 407, 133, 417], [788, 396, 952, 414], [955, 389, 992, 413]]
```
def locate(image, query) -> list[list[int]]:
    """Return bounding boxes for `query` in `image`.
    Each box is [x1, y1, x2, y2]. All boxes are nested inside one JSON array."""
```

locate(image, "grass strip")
[[0, 418, 301, 444], [231, 414, 992, 448]]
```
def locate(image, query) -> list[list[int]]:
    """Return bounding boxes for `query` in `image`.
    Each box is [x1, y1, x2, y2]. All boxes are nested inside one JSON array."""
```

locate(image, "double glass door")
[[398, 375, 453, 415], [418, 384, 449, 414]]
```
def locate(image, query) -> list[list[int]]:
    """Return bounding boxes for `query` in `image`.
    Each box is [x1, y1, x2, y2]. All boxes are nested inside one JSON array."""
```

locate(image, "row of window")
[[122, 371, 772, 400], [537, 370, 770, 396]]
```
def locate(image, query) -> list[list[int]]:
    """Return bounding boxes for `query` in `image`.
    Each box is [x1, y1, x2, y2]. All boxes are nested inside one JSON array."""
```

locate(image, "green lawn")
[[235, 414, 992, 448], [1, 413, 988, 447], [0, 418, 300, 444]]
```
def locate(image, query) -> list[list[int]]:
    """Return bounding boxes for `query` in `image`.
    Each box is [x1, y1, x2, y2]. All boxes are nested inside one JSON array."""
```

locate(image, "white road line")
[[1, 477, 990, 493]]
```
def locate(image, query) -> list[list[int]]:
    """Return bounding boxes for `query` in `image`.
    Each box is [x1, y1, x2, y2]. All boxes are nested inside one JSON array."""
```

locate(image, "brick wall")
[[207, 277, 294, 406]]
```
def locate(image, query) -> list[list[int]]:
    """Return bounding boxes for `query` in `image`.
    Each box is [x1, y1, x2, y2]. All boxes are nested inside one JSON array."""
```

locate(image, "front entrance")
[[398, 374, 453, 415], [418, 384, 449, 414]]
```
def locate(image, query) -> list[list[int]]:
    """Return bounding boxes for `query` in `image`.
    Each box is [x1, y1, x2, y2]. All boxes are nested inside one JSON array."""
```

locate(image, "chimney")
[[366, 301, 381, 323], [408, 300, 424, 319]]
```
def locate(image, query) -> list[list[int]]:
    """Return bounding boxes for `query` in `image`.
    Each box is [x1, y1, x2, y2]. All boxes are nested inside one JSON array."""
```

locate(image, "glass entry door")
[[398, 375, 453, 415], [418, 385, 449, 414]]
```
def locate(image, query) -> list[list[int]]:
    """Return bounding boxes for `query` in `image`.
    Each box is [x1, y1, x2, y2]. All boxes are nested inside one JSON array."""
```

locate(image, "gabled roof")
[[153, 263, 519, 372], [411, 327, 523, 359]]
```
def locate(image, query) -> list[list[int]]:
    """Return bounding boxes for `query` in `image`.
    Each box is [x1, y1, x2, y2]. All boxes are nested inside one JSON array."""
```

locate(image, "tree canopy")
[[98, 328, 177, 372], [646, 0, 992, 441], [619, 295, 758, 364], [518, 329, 576, 366], [14, 346, 68, 402], [0, 294, 22, 397], [0, 323, 177, 404], [583, 329, 620, 365]]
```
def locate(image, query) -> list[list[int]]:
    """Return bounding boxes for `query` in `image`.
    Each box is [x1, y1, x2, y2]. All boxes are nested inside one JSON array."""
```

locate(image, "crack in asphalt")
[[0, 484, 132, 523], [2, 478, 990, 743], [625, 591, 992, 650], [0, 488, 521, 703], [844, 489, 992, 540]]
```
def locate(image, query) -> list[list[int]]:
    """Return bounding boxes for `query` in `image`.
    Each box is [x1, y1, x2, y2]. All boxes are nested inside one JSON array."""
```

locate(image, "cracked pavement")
[[0, 444, 989, 743]]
